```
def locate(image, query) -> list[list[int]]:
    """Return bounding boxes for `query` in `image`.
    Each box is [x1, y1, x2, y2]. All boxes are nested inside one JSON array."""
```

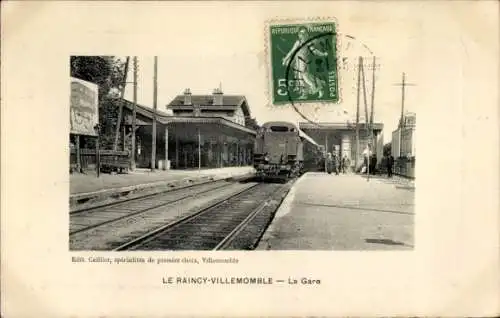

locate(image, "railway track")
[[70, 178, 248, 235], [113, 182, 288, 251]]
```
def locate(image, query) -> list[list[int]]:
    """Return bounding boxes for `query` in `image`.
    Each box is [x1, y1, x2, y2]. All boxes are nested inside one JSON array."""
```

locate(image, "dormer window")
[[193, 104, 202, 117]]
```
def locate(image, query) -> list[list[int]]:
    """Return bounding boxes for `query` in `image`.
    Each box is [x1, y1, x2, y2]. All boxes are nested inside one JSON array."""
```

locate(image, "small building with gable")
[[391, 112, 416, 158], [167, 88, 255, 128]]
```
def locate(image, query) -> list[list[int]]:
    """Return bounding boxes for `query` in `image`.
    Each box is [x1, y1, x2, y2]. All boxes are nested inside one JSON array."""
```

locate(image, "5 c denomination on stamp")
[[267, 19, 340, 105]]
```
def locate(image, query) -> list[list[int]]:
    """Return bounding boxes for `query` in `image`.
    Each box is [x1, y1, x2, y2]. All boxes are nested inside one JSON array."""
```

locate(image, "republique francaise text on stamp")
[[267, 19, 340, 105]]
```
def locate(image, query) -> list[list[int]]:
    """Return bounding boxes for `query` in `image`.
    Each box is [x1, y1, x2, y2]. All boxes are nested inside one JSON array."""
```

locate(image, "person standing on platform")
[[370, 154, 377, 175], [387, 154, 394, 178], [342, 155, 349, 174], [326, 152, 333, 174], [332, 153, 340, 175], [362, 146, 371, 175]]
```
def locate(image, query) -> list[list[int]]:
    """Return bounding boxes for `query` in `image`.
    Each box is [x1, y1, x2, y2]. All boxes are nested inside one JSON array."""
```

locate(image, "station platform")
[[256, 172, 415, 250], [70, 166, 255, 210]]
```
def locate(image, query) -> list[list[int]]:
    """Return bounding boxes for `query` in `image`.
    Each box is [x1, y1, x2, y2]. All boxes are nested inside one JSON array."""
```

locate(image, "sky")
[[119, 4, 423, 144]]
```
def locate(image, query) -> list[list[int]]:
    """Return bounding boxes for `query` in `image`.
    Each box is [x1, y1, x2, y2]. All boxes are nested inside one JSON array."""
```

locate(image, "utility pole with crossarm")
[[393, 72, 416, 157]]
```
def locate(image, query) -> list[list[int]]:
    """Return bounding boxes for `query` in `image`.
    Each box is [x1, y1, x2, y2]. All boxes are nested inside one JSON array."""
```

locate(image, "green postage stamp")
[[267, 19, 340, 105]]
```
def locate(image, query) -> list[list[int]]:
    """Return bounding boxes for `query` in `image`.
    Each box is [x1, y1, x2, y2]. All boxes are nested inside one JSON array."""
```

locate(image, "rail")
[[112, 182, 285, 251]]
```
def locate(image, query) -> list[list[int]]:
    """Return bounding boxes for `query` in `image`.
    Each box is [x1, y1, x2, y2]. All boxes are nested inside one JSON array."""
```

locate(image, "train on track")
[[253, 121, 323, 180]]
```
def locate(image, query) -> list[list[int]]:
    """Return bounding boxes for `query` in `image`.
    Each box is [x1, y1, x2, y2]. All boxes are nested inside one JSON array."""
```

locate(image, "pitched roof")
[[166, 94, 251, 118], [168, 95, 244, 107], [121, 98, 172, 119], [159, 117, 256, 135]]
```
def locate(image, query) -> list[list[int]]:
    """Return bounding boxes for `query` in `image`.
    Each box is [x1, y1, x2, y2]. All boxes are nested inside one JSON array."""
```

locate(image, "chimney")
[[212, 86, 223, 106], [183, 88, 192, 105]]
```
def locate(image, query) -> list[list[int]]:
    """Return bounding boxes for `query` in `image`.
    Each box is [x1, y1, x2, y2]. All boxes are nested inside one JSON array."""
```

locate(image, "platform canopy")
[[298, 128, 320, 147], [299, 122, 384, 132], [160, 117, 256, 143]]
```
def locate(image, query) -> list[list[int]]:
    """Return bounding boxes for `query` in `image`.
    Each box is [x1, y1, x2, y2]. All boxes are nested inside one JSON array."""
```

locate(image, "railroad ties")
[[69, 174, 296, 251]]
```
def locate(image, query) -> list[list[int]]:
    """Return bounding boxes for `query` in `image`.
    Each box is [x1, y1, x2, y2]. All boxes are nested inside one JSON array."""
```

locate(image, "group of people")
[[325, 153, 350, 175], [362, 153, 396, 178], [323, 151, 395, 178]]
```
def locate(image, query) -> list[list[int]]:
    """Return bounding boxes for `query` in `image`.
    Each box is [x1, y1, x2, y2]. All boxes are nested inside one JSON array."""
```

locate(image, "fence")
[[394, 157, 415, 179], [375, 157, 415, 179], [70, 148, 130, 172]]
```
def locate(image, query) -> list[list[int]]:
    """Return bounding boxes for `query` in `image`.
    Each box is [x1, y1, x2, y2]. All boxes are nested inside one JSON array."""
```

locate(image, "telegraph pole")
[[360, 58, 371, 179], [131, 57, 138, 170], [361, 60, 369, 131], [368, 56, 377, 181], [393, 72, 416, 157], [370, 56, 376, 132], [355, 56, 362, 172], [151, 56, 158, 171]]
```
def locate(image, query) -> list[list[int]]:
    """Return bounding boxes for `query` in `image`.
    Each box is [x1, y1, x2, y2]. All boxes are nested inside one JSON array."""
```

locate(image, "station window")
[[270, 126, 289, 132]]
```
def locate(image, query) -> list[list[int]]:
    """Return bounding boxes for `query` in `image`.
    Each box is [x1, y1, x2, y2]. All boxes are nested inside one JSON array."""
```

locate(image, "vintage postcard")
[[2, 1, 499, 317]]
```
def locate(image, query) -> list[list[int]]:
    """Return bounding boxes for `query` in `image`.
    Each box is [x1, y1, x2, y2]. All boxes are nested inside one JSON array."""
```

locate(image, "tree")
[[70, 56, 127, 148], [70, 56, 125, 99], [383, 142, 392, 156]]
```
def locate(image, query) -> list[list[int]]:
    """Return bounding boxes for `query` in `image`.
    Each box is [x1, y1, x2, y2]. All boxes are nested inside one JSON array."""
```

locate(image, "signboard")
[[70, 77, 99, 136]]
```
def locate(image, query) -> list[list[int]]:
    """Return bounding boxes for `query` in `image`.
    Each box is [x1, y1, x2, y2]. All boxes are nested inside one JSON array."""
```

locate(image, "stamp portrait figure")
[[282, 26, 329, 99]]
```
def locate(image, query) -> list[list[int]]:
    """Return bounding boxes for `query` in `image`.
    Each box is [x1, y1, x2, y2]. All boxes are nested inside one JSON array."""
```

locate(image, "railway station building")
[[299, 121, 384, 169], [120, 87, 258, 170]]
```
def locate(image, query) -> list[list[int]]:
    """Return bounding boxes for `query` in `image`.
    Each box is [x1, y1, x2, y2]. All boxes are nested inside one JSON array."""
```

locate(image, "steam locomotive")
[[253, 121, 321, 180]]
